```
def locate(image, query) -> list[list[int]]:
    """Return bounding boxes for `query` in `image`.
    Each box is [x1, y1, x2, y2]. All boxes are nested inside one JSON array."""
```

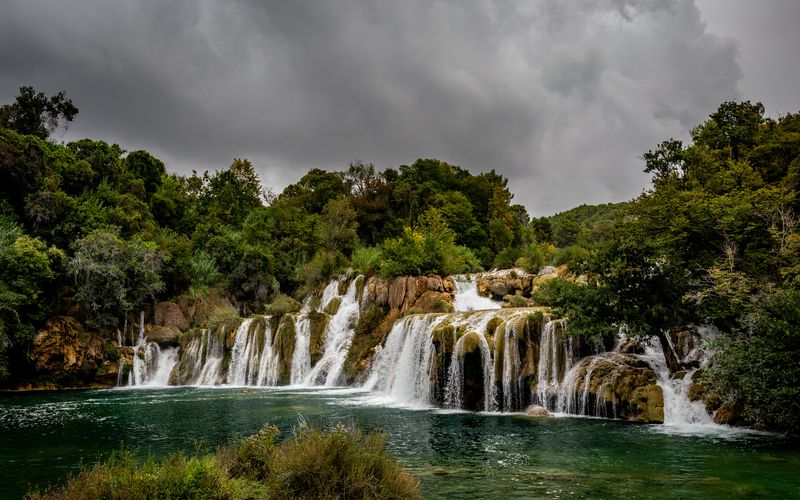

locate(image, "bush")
[[263, 422, 420, 499], [295, 250, 347, 296], [264, 294, 301, 317], [207, 307, 239, 334], [31, 423, 420, 500], [553, 244, 591, 269], [351, 246, 383, 276]]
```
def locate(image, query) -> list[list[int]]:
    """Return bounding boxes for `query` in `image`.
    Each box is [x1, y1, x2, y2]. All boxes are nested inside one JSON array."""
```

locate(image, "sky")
[[1, 1, 799, 216]]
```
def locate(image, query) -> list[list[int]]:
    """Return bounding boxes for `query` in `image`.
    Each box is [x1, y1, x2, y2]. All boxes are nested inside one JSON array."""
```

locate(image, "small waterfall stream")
[[453, 275, 502, 312], [128, 311, 180, 387]]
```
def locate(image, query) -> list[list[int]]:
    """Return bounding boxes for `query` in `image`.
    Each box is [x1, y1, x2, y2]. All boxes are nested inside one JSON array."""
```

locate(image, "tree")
[[68, 228, 164, 328], [0, 86, 78, 139]]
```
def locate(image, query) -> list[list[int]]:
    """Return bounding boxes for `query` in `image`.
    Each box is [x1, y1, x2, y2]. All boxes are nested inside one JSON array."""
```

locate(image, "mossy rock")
[[323, 296, 342, 315], [308, 311, 330, 365], [407, 291, 453, 314], [485, 317, 504, 341], [432, 324, 456, 353], [459, 331, 483, 355], [274, 315, 297, 383]]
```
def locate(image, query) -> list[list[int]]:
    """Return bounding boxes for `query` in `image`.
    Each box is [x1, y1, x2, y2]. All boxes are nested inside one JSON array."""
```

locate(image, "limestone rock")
[[388, 277, 407, 310], [365, 276, 389, 306], [426, 275, 444, 292], [524, 405, 551, 417], [154, 301, 189, 331], [145, 325, 181, 345], [407, 290, 454, 314]]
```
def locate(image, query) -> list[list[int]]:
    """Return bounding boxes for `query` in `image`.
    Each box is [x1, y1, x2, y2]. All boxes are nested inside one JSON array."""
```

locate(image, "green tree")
[[0, 86, 78, 139], [68, 228, 164, 328]]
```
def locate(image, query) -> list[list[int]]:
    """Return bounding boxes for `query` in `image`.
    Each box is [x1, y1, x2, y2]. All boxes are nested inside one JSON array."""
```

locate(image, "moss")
[[432, 323, 456, 353], [322, 296, 342, 315], [265, 293, 301, 316], [485, 317, 504, 341], [308, 310, 330, 365], [343, 304, 389, 383], [102, 342, 120, 362], [273, 315, 297, 383]]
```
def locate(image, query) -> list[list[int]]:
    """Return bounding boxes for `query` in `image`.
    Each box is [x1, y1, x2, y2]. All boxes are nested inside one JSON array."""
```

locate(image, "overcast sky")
[[2, 1, 798, 216]]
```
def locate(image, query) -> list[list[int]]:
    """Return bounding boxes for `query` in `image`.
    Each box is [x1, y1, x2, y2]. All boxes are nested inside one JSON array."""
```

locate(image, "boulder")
[[489, 281, 509, 299], [524, 405, 551, 417], [145, 325, 181, 345], [407, 291, 454, 314], [426, 275, 444, 292], [154, 301, 189, 331], [388, 277, 407, 310], [365, 276, 389, 306]]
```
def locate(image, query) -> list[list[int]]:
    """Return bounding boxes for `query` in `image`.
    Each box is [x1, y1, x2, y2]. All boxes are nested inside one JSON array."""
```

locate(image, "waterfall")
[[180, 329, 225, 385], [443, 333, 465, 409], [127, 311, 180, 387], [534, 319, 572, 408], [363, 315, 444, 406], [642, 337, 712, 425], [453, 275, 502, 312], [227, 317, 281, 386], [304, 279, 361, 386], [290, 315, 313, 385], [501, 321, 523, 411]]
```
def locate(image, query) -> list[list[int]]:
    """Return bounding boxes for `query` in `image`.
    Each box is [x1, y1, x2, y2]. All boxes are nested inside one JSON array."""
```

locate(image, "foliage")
[[351, 246, 383, 276], [379, 208, 479, 277], [0, 86, 78, 139], [31, 423, 420, 499], [702, 289, 800, 433], [264, 294, 301, 317]]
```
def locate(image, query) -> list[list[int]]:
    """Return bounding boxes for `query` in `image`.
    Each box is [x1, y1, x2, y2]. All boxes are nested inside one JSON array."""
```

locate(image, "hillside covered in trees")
[[1, 87, 798, 433]]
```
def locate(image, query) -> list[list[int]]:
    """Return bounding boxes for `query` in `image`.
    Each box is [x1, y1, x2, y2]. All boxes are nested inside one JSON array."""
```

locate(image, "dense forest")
[[1, 87, 798, 433]]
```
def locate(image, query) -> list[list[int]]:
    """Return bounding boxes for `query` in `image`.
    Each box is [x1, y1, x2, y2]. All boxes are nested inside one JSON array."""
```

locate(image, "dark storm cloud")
[[0, 0, 744, 214]]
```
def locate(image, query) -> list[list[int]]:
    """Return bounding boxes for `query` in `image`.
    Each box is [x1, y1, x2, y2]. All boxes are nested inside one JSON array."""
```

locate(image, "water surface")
[[1, 387, 797, 498]]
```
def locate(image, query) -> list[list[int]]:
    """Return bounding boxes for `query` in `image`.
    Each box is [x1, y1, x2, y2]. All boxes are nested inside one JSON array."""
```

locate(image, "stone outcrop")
[[524, 405, 551, 417], [154, 301, 189, 331], [30, 316, 119, 387], [560, 353, 664, 422], [381, 275, 455, 313]]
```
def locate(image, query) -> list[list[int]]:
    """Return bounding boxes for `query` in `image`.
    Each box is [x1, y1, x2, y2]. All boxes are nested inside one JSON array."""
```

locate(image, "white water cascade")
[[180, 328, 225, 385], [128, 311, 180, 387], [227, 318, 280, 386], [363, 315, 445, 406], [642, 336, 713, 425], [534, 319, 576, 408], [305, 279, 361, 386], [453, 275, 502, 312], [442, 313, 499, 411]]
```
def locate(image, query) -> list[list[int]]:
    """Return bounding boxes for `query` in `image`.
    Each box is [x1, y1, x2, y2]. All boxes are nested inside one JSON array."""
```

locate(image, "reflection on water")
[[1, 387, 798, 499]]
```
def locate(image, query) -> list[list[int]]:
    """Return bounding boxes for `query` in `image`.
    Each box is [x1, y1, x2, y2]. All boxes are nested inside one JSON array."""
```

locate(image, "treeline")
[[0, 86, 558, 382], [536, 101, 800, 433]]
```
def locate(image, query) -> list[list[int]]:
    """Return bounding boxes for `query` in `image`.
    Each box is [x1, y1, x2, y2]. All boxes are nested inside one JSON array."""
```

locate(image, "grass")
[[28, 422, 420, 500]]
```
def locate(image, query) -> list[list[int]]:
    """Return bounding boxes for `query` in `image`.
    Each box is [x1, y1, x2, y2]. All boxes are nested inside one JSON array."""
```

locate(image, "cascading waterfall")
[[114, 270, 718, 426], [500, 321, 523, 411], [642, 337, 712, 425], [534, 319, 575, 409], [180, 328, 225, 385], [290, 315, 313, 385], [305, 279, 361, 386], [453, 275, 502, 312], [227, 317, 280, 386], [363, 315, 444, 406], [127, 311, 180, 387]]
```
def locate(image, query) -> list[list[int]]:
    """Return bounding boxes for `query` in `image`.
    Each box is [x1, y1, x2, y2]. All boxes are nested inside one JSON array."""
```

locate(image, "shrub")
[[207, 307, 239, 334], [31, 423, 421, 500], [351, 246, 383, 276], [295, 250, 347, 296], [264, 294, 301, 317], [552, 244, 591, 270], [264, 422, 420, 499]]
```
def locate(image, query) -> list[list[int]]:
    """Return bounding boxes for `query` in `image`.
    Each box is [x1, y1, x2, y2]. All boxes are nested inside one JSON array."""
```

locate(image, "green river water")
[[1, 387, 798, 499]]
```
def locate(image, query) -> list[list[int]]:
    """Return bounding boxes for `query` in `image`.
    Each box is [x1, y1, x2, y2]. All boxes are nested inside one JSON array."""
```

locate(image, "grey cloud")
[[1, 0, 744, 215]]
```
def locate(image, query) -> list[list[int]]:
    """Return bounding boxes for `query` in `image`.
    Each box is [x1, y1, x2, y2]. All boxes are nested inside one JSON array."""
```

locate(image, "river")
[[1, 386, 797, 498]]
